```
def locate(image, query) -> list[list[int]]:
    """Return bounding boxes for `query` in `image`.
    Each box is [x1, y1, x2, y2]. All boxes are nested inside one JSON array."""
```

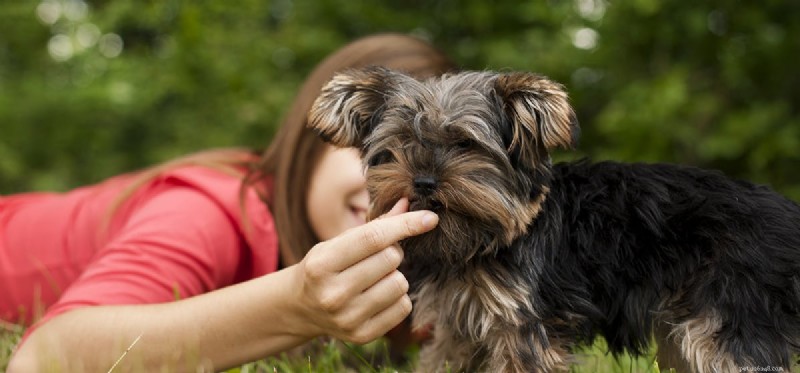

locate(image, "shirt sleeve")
[[41, 185, 243, 320]]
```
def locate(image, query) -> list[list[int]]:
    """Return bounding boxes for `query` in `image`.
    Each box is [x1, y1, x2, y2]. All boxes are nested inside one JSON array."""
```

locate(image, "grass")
[[230, 337, 670, 373], [1, 321, 23, 371], [1, 322, 670, 373]]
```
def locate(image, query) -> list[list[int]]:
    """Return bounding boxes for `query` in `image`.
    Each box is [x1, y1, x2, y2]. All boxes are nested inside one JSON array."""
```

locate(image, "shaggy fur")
[[308, 66, 800, 372]]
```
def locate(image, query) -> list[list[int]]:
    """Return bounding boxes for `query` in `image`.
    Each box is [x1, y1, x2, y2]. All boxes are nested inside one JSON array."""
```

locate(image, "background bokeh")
[[1, 0, 798, 200]]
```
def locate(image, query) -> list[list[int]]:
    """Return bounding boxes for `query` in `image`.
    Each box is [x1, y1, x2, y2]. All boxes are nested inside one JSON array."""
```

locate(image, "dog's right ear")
[[494, 72, 579, 165], [308, 66, 398, 148]]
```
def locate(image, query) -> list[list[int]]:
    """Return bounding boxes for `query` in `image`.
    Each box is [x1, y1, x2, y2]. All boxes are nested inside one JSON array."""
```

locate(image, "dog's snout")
[[413, 176, 438, 195]]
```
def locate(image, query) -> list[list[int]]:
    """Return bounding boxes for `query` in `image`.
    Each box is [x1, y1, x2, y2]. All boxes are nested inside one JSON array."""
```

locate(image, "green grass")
[[1, 322, 23, 371], [230, 337, 669, 373], [1, 324, 669, 372]]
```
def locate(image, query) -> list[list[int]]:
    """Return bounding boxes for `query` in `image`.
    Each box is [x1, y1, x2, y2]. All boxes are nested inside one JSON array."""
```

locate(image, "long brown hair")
[[247, 33, 457, 267], [108, 34, 456, 268]]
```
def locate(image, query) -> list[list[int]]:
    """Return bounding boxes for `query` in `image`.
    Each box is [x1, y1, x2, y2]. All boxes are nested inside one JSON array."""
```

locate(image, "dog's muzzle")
[[410, 175, 444, 211]]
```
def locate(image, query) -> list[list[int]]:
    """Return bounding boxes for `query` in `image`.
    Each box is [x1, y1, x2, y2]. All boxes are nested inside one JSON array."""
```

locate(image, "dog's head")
[[308, 67, 578, 264]]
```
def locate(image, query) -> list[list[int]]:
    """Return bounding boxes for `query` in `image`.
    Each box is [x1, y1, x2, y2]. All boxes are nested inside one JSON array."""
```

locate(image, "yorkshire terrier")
[[307, 66, 800, 373]]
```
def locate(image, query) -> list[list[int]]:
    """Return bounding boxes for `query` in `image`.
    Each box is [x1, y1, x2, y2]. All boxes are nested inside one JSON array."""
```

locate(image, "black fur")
[[407, 159, 800, 369], [308, 67, 800, 371], [545, 161, 800, 364]]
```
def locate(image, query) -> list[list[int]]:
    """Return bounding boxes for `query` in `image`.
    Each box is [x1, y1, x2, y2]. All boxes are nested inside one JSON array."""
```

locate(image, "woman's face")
[[306, 145, 370, 241]]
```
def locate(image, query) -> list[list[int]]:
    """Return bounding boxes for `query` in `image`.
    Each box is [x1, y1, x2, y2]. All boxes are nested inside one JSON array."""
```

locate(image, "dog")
[[307, 66, 800, 372]]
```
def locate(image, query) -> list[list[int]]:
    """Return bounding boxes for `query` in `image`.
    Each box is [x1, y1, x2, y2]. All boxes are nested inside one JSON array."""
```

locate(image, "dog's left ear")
[[494, 72, 579, 161], [308, 66, 399, 148]]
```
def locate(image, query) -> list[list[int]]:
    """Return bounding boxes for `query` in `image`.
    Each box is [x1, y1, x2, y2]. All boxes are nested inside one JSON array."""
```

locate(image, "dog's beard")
[[400, 211, 498, 265], [366, 162, 533, 265]]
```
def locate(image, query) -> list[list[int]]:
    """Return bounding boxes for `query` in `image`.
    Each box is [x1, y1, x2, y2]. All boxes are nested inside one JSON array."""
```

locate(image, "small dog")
[[308, 66, 800, 372]]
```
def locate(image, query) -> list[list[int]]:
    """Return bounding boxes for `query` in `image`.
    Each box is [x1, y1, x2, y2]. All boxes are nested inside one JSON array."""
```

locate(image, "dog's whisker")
[[308, 66, 800, 373]]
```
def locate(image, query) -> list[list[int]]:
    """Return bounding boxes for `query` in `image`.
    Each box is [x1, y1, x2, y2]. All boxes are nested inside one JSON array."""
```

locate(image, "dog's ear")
[[308, 66, 399, 148], [494, 72, 579, 162]]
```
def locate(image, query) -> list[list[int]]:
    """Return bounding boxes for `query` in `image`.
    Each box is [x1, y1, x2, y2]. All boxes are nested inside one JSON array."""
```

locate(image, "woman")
[[3, 33, 456, 371]]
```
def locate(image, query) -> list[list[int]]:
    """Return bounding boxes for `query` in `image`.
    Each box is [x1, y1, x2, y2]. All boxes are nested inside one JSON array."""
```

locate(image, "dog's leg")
[[415, 323, 476, 373], [481, 324, 569, 373], [654, 322, 694, 373], [412, 283, 478, 372], [671, 309, 796, 373], [670, 311, 740, 373]]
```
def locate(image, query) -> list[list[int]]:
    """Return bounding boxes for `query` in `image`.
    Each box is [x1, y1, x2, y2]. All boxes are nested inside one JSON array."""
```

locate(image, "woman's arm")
[[8, 202, 438, 372], [10, 267, 305, 372]]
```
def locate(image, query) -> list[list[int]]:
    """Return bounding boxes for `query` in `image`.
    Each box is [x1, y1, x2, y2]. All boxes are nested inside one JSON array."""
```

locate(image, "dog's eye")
[[368, 150, 395, 167], [456, 139, 474, 150]]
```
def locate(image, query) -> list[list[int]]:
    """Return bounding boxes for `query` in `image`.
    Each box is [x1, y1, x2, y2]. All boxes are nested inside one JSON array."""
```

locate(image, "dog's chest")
[[410, 268, 535, 340]]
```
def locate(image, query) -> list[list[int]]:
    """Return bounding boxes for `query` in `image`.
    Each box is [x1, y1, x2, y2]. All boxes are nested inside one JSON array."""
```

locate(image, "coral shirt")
[[0, 165, 279, 329]]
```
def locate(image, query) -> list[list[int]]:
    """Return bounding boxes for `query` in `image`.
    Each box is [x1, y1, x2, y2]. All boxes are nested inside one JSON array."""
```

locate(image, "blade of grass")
[[107, 333, 143, 373]]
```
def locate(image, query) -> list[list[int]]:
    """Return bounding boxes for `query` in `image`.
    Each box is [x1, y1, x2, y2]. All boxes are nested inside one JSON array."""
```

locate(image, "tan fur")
[[414, 323, 475, 373], [308, 68, 581, 372], [308, 67, 402, 148], [307, 67, 800, 373], [655, 323, 694, 373], [413, 269, 568, 372], [671, 311, 741, 373], [494, 73, 578, 153]]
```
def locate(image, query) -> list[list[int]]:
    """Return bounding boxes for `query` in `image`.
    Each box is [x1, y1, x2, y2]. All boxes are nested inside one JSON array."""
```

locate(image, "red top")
[[0, 165, 279, 330]]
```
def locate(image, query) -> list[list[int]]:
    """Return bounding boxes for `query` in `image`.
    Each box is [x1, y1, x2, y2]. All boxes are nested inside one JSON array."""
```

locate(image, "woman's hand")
[[8, 199, 438, 373], [291, 198, 438, 344]]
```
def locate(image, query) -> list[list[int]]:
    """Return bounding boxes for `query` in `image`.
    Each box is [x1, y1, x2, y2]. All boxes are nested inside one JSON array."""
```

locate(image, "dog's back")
[[308, 66, 800, 372], [535, 159, 800, 369]]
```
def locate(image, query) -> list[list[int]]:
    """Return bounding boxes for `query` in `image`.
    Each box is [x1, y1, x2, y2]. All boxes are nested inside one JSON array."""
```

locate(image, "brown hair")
[[107, 34, 456, 268], [247, 33, 457, 267]]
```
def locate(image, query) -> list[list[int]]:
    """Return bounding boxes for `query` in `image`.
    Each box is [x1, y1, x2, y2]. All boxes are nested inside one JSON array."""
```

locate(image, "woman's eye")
[[368, 150, 395, 167]]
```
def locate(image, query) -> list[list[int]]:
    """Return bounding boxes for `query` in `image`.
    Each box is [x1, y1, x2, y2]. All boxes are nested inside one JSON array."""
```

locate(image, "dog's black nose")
[[413, 176, 438, 195]]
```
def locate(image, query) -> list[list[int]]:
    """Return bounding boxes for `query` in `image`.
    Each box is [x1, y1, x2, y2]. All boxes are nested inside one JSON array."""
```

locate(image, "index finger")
[[327, 209, 439, 272]]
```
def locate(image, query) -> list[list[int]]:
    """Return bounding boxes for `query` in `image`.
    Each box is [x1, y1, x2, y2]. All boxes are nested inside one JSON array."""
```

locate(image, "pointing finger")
[[325, 209, 438, 272]]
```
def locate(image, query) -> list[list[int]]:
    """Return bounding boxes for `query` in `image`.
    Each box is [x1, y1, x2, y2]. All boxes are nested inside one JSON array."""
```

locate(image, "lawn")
[[245, 337, 667, 373], [1, 323, 668, 372]]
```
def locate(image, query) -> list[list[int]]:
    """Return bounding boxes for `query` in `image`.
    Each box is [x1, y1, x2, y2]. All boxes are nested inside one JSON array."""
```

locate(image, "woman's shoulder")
[[156, 165, 279, 276]]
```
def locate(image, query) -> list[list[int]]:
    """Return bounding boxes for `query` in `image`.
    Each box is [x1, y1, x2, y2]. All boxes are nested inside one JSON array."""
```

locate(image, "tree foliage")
[[1, 0, 798, 200]]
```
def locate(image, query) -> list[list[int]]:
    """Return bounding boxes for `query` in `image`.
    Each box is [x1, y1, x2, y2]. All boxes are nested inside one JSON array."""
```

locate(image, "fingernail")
[[421, 212, 438, 229]]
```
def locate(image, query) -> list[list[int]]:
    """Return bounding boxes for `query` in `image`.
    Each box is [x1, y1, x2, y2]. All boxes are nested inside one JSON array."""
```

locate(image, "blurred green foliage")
[[1, 0, 798, 200]]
